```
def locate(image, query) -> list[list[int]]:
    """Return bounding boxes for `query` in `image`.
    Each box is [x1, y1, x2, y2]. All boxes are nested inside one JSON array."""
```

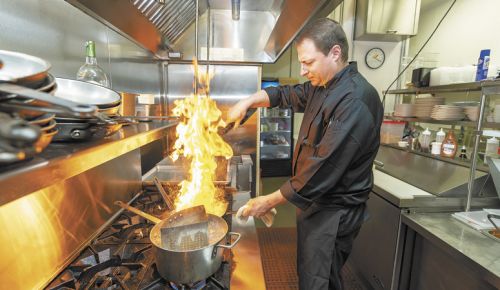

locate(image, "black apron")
[[296, 203, 367, 290]]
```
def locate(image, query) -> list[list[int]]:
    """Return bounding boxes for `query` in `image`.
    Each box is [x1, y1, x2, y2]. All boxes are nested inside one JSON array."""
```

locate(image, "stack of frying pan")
[[0, 49, 124, 164], [51, 78, 124, 141]]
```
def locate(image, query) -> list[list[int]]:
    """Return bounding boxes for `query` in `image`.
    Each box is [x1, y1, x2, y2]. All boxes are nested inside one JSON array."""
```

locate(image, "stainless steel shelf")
[[0, 121, 177, 206], [385, 79, 500, 95], [385, 116, 500, 129], [381, 143, 489, 173]]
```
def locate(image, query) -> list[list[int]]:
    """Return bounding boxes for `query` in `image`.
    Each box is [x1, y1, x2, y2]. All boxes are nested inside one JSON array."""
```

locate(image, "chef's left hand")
[[241, 190, 286, 218]]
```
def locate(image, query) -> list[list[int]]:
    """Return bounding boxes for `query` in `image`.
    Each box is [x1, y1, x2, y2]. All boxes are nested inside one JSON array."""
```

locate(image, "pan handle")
[[0, 83, 97, 117], [114, 200, 162, 224], [217, 232, 241, 249]]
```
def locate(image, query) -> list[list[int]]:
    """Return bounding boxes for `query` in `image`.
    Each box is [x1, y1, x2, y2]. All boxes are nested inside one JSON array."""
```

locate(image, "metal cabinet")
[[355, 0, 421, 41], [349, 191, 403, 290]]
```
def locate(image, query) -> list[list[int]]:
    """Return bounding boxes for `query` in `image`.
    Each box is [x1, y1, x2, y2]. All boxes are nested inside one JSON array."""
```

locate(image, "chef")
[[228, 18, 384, 290]]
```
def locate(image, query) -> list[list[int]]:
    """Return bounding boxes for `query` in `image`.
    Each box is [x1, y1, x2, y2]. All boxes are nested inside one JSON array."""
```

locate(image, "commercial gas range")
[[46, 185, 234, 290]]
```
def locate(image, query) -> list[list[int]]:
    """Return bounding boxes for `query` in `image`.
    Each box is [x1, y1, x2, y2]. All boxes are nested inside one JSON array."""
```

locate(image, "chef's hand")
[[241, 190, 287, 218], [226, 90, 272, 128], [227, 99, 251, 129]]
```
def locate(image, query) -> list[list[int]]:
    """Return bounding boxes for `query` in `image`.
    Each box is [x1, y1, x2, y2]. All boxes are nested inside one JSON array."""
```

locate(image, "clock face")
[[365, 48, 385, 69]]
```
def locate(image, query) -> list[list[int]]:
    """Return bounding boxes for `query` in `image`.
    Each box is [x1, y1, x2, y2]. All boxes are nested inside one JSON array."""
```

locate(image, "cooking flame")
[[171, 59, 232, 216]]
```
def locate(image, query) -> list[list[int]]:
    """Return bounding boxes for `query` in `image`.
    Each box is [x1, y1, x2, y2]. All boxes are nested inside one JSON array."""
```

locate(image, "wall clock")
[[365, 47, 385, 69]]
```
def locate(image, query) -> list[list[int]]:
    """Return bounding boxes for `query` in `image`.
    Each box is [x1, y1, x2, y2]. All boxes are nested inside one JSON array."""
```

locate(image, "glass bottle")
[[76, 41, 110, 87]]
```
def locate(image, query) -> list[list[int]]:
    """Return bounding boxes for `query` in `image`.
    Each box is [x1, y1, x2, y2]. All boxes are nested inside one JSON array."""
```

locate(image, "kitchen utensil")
[[53, 119, 122, 141], [115, 201, 162, 223], [115, 200, 240, 284], [0, 50, 50, 87], [54, 78, 121, 107], [0, 83, 97, 117], [219, 107, 256, 135], [151, 214, 240, 284], [0, 118, 41, 146], [153, 176, 175, 210], [160, 205, 209, 250]]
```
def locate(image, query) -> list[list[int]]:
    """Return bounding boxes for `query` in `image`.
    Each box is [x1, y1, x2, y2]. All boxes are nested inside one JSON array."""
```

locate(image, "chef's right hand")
[[226, 99, 251, 129]]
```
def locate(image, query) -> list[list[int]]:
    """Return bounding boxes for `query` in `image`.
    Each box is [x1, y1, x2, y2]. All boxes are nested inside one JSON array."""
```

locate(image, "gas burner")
[[47, 243, 154, 290], [169, 280, 206, 290], [46, 187, 233, 290]]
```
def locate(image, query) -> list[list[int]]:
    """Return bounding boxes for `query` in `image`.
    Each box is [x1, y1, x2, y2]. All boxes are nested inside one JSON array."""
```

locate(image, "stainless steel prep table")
[[401, 212, 500, 289]]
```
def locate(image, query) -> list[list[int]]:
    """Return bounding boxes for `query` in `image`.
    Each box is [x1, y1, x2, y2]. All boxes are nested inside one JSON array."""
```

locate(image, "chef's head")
[[295, 18, 349, 86]]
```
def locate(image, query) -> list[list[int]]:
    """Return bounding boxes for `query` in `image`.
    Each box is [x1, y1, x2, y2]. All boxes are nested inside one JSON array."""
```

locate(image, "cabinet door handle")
[[386, 29, 398, 34], [374, 160, 384, 168]]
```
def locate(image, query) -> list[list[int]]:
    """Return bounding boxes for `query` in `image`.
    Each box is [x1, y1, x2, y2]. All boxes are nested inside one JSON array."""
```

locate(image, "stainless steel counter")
[[230, 191, 266, 290], [0, 121, 177, 206], [402, 212, 500, 288], [373, 169, 500, 209]]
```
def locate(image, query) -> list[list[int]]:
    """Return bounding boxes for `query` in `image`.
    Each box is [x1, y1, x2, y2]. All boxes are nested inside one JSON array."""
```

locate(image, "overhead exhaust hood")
[[66, 0, 342, 63]]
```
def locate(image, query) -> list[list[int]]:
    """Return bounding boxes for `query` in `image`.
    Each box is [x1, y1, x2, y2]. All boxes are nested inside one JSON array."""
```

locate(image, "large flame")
[[171, 59, 233, 216]]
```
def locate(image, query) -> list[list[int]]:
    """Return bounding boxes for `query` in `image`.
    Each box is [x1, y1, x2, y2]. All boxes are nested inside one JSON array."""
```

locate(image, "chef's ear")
[[329, 44, 341, 61]]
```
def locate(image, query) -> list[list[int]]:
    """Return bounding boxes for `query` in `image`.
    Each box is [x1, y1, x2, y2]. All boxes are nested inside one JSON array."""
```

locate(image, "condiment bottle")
[[436, 128, 446, 143], [440, 130, 457, 158], [484, 137, 499, 164], [421, 128, 431, 152]]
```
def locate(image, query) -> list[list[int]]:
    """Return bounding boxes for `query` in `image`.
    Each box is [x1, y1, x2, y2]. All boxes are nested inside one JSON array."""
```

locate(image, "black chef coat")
[[265, 62, 383, 290], [264, 62, 384, 211]]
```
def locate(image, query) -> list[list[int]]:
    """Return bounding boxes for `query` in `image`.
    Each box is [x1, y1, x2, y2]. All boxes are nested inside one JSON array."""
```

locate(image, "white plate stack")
[[394, 103, 414, 117], [413, 97, 445, 118], [464, 106, 480, 121], [431, 105, 465, 120]]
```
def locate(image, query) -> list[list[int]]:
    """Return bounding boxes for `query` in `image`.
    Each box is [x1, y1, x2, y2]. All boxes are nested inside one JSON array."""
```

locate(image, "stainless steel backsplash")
[[0, 0, 162, 95]]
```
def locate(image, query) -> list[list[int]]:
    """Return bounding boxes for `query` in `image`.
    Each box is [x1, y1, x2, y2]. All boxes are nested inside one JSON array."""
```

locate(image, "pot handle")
[[217, 232, 241, 249]]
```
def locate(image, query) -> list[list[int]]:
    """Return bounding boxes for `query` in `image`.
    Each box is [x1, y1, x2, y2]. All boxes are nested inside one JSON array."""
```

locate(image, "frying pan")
[[0, 50, 50, 87], [54, 78, 121, 108]]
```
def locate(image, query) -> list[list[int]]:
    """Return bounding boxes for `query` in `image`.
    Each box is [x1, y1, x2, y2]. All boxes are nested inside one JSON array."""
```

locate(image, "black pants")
[[296, 203, 366, 290]]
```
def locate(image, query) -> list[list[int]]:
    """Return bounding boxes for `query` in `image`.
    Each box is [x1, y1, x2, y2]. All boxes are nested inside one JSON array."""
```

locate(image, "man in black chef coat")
[[228, 18, 383, 290]]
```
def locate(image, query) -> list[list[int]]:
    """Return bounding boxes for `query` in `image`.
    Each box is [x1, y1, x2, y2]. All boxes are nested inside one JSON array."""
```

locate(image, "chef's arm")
[[227, 90, 270, 125]]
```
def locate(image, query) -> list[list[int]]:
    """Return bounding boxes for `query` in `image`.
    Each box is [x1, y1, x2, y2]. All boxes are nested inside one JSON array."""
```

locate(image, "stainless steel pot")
[[115, 201, 240, 284], [151, 214, 240, 284]]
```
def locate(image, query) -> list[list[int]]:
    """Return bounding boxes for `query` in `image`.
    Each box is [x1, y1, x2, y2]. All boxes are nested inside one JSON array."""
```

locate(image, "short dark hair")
[[296, 18, 349, 63]]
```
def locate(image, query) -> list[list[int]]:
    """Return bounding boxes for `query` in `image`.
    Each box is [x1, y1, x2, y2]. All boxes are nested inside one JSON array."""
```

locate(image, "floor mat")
[[257, 227, 368, 290]]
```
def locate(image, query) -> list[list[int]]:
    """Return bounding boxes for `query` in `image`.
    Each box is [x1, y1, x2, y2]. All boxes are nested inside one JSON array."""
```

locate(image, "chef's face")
[[297, 38, 341, 87]]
